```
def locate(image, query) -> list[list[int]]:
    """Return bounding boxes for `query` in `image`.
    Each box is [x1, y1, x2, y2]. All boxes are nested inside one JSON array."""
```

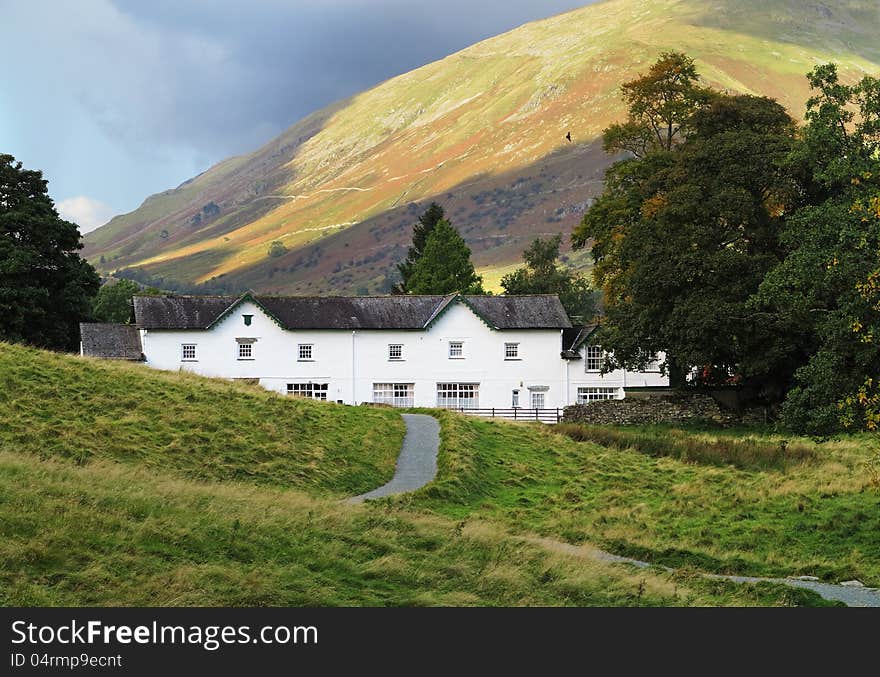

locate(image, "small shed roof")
[[80, 323, 143, 360]]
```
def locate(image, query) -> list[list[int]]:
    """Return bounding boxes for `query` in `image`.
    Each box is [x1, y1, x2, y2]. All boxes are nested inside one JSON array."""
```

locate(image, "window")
[[585, 345, 604, 372], [448, 341, 463, 358], [511, 389, 520, 408], [531, 392, 545, 409], [298, 344, 313, 361], [388, 344, 403, 361], [238, 343, 253, 360], [181, 344, 197, 361], [504, 343, 519, 360], [286, 383, 328, 400], [436, 383, 479, 409], [644, 352, 661, 372], [243, 314, 253, 326], [373, 383, 414, 408], [577, 387, 617, 403]]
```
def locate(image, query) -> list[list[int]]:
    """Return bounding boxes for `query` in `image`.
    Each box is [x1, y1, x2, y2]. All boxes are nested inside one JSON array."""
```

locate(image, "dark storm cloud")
[[109, 0, 585, 152], [0, 0, 587, 222]]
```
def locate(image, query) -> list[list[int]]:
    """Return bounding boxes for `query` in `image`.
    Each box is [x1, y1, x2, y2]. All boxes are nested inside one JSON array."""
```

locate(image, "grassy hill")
[[81, 0, 880, 295], [0, 343, 840, 606], [398, 412, 880, 586], [0, 342, 403, 495]]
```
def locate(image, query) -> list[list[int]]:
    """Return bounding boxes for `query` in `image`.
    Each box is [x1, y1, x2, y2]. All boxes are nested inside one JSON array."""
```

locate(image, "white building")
[[80, 292, 667, 413]]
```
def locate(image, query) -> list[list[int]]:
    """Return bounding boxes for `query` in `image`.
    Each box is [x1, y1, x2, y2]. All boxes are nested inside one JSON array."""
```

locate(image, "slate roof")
[[79, 323, 143, 360], [561, 324, 598, 358], [133, 293, 571, 331]]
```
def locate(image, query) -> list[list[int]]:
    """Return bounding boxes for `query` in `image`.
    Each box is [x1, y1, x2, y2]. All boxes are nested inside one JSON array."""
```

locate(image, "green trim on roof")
[[456, 296, 497, 330], [422, 294, 496, 331], [206, 292, 286, 330]]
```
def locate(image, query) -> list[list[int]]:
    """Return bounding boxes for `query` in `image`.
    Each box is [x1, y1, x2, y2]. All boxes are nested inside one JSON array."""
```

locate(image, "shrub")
[[268, 240, 288, 258], [555, 424, 814, 470]]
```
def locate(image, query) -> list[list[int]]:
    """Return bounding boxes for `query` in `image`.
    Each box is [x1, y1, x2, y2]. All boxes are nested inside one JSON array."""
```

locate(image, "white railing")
[[450, 408, 563, 424]]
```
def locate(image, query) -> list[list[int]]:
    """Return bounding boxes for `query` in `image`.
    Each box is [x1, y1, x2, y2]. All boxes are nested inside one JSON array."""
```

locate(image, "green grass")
[[0, 342, 403, 496], [0, 450, 833, 606], [397, 412, 880, 586], [555, 422, 815, 470], [0, 343, 841, 606]]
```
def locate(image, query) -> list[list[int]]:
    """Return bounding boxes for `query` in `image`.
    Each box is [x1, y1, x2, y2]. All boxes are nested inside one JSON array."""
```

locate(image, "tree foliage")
[[395, 202, 445, 293], [575, 53, 880, 433], [267, 240, 287, 258], [0, 154, 100, 351], [92, 279, 161, 324], [576, 89, 799, 386], [602, 51, 711, 159], [500, 234, 596, 322], [406, 219, 483, 295], [754, 65, 880, 434]]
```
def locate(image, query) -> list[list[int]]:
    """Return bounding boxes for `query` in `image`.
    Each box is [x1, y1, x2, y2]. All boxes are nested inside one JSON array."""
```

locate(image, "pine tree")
[[395, 202, 445, 293], [406, 219, 483, 295]]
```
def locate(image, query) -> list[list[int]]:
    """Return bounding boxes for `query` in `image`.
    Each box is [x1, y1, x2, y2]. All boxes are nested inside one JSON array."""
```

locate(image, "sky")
[[0, 0, 589, 233]]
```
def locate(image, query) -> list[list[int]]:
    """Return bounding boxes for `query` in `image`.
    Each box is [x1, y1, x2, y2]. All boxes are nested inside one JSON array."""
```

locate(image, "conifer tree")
[[406, 219, 483, 295]]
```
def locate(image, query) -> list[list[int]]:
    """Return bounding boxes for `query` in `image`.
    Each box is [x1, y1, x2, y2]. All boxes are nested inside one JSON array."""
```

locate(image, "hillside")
[[0, 342, 403, 495], [400, 412, 880, 587], [0, 342, 825, 607], [81, 0, 880, 294]]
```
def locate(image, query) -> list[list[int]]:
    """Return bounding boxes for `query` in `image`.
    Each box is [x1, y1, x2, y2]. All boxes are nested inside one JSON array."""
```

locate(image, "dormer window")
[[243, 314, 253, 326]]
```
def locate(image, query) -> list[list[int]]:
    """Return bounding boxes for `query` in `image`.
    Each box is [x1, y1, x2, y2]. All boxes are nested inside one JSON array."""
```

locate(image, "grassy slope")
[[0, 344, 833, 606], [0, 342, 403, 496], [398, 412, 880, 586], [82, 0, 880, 294], [6, 450, 830, 606]]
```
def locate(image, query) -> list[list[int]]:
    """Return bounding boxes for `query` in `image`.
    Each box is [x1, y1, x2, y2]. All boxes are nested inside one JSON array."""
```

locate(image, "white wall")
[[564, 346, 669, 404], [141, 299, 667, 408], [142, 300, 567, 408]]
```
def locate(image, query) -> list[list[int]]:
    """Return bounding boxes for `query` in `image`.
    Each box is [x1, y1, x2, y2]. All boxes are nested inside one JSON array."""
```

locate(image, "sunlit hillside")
[[83, 0, 880, 294]]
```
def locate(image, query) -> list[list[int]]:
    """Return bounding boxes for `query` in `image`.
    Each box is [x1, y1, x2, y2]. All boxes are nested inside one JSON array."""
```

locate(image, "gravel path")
[[525, 537, 880, 607], [346, 418, 878, 606], [348, 413, 440, 503]]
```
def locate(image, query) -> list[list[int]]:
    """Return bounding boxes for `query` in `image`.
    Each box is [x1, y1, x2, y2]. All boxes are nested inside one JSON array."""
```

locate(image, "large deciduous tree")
[[500, 234, 596, 322], [753, 65, 880, 434], [602, 51, 711, 158], [406, 219, 483, 295], [0, 154, 100, 351], [574, 52, 799, 393]]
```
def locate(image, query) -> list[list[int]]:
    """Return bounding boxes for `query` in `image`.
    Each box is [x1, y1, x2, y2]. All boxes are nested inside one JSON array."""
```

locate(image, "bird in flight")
[[565, 132, 572, 142]]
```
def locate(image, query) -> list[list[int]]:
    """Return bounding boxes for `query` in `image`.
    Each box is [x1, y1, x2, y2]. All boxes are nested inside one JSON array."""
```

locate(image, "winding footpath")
[[526, 537, 880, 607], [348, 415, 879, 606], [348, 413, 440, 503]]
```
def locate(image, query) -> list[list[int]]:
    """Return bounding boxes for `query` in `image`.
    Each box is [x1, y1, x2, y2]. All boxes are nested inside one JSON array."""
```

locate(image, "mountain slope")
[[82, 0, 880, 294]]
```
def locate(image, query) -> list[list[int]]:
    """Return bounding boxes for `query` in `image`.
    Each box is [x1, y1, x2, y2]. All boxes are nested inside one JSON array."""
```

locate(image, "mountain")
[[82, 0, 880, 295]]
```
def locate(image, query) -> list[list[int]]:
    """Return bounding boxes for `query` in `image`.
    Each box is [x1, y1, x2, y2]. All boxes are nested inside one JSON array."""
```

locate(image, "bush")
[[268, 241, 288, 258], [555, 424, 814, 470]]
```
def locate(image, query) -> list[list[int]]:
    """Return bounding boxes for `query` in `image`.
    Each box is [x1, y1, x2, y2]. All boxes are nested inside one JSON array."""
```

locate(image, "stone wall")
[[562, 392, 725, 426]]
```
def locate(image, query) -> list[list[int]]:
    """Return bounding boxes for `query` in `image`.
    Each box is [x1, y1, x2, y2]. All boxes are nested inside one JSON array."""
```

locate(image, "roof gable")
[[205, 292, 285, 330]]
